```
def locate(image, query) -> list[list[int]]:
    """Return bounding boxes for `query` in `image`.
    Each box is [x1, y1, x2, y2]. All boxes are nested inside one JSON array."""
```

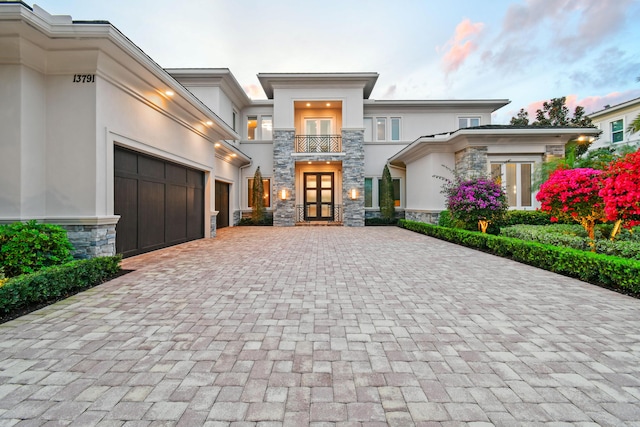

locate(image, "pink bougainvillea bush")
[[599, 149, 640, 229], [536, 167, 606, 241]]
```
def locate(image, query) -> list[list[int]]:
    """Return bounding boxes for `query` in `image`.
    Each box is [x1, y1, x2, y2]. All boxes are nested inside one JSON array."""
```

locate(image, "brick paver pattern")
[[1, 227, 640, 426]]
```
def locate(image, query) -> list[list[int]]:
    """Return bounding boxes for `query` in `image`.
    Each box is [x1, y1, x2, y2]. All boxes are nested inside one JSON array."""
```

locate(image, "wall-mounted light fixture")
[[280, 189, 287, 200], [350, 188, 357, 200]]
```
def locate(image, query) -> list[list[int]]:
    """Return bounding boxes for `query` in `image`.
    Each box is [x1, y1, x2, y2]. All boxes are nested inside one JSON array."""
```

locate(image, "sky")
[[30, 0, 640, 124]]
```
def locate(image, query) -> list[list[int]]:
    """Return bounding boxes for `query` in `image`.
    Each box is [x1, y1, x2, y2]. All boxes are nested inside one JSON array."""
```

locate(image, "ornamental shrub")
[[380, 164, 395, 221], [599, 149, 640, 229], [251, 166, 265, 223], [441, 176, 508, 232], [536, 168, 606, 242], [0, 221, 74, 278]]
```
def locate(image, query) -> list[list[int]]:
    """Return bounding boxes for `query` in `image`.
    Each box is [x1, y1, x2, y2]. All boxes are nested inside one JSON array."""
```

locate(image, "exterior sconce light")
[[280, 189, 287, 200], [350, 188, 357, 200]]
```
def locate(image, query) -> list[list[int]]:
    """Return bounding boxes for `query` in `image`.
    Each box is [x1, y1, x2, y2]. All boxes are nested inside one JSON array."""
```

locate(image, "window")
[[305, 118, 332, 135], [261, 116, 273, 140], [391, 118, 401, 141], [378, 178, 401, 207], [247, 116, 257, 140], [492, 162, 533, 208], [459, 117, 480, 129], [232, 111, 237, 131], [376, 118, 386, 141], [363, 118, 373, 141], [611, 119, 624, 143], [364, 178, 373, 207], [248, 178, 271, 208]]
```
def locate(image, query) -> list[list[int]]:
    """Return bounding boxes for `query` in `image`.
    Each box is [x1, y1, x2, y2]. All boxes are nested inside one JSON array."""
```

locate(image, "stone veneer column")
[[273, 129, 296, 226], [342, 129, 365, 227], [455, 146, 488, 179], [61, 223, 117, 259]]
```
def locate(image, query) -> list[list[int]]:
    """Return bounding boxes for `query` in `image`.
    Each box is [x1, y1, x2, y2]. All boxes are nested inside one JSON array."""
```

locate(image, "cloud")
[[243, 84, 265, 100], [440, 18, 484, 75], [381, 85, 397, 99]]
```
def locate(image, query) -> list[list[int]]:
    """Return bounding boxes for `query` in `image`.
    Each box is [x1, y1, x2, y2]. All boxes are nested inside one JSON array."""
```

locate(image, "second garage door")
[[114, 146, 204, 257]]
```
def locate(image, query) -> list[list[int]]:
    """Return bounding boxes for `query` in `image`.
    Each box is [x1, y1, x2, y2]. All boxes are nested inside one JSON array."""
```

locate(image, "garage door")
[[114, 146, 204, 257]]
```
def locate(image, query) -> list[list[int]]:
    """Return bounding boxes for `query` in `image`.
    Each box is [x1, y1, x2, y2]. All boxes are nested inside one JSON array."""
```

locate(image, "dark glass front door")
[[304, 172, 333, 221]]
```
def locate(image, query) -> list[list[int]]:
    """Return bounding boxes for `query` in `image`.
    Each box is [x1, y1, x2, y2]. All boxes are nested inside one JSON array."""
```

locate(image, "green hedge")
[[0, 220, 74, 278], [0, 255, 121, 317], [399, 219, 640, 293]]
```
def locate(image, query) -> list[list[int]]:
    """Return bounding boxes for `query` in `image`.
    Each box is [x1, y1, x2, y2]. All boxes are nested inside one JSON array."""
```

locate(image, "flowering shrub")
[[536, 168, 606, 242], [444, 177, 508, 232], [599, 150, 640, 229]]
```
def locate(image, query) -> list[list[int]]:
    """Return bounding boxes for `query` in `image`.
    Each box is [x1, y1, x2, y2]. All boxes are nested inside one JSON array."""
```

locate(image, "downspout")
[[237, 157, 253, 226]]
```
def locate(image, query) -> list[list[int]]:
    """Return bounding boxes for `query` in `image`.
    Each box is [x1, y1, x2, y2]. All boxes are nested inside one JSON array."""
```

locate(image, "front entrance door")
[[304, 172, 333, 221]]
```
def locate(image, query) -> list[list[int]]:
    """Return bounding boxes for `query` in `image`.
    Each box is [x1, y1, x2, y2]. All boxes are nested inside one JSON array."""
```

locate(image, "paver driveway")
[[1, 226, 640, 426]]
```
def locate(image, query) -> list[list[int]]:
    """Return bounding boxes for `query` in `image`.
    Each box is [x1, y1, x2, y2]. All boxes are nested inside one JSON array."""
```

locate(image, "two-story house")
[[0, 3, 600, 258], [588, 97, 640, 151]]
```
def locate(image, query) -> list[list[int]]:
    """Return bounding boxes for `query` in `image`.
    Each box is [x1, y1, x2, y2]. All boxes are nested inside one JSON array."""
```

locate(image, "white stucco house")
[[588, 97, 640, 151], [0, 3, 600, 258]]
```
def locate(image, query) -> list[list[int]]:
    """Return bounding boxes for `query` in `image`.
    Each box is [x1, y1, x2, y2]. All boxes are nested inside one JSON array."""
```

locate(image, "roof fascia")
[[257, 72, 379, 99]]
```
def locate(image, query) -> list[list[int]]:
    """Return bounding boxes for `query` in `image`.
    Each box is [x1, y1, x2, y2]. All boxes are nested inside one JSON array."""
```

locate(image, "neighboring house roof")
[[389, 126, 602, 166], [258, 72, 379, 99], [588, 96, 640, 119]]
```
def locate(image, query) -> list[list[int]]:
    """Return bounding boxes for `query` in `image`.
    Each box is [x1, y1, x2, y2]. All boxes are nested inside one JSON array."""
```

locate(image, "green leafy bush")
[[399, 219, 640, 293], [238, 215, 273, 226], [0, 221, 74, 278], [0, 255, 121, 317], [499, 210, 555, 226], [500, 224, 640, 259]]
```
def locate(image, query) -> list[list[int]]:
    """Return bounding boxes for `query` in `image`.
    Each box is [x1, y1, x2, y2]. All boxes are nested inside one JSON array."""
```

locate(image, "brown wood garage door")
[[114, 146, 204, 258]]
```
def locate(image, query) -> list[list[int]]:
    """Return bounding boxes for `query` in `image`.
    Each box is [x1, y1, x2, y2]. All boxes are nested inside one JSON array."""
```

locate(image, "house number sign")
[[72, 74, 95, 83]]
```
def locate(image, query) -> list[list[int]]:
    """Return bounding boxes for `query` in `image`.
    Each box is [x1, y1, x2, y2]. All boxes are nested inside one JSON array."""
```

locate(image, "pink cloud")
[[243, 84, 264, 99], [440, 19, 484, 75]]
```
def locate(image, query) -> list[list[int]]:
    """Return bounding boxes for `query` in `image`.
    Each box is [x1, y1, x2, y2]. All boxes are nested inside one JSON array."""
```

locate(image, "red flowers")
[[599, 150, 640, 228]]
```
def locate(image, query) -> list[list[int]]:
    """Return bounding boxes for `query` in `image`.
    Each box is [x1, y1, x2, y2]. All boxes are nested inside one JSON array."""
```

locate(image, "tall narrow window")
[[363, 118, 373, 141], [376, 118, 386, 141], [364, 178, 373, 207], [261, 116, 273, 140], [391, 118, 401, 141], [247, 116, 257, 140], [232, 111, 237, 131], [611, 119, 624, 143]]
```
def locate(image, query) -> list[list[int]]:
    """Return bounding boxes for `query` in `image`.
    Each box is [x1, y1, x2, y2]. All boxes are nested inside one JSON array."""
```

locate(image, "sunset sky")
[[31, 0, 640, 123]]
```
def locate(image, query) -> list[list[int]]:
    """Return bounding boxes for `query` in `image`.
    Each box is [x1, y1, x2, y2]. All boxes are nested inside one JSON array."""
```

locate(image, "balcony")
[[295, 135, 341, 153]]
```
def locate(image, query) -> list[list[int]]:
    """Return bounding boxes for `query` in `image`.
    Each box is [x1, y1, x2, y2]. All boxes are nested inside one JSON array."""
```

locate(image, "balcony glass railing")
[[294, 135, 341, 153]]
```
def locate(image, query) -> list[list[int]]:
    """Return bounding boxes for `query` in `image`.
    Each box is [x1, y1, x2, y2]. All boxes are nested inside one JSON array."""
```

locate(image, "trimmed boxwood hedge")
[[399, 219, 640, 293], [0, 255, 121, 319]]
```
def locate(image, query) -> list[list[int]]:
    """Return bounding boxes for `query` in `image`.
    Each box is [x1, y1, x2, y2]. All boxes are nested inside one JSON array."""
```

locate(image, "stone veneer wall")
[[405, 210, 441, 225], [61, 223, 116, 259], [455, 146, 488, 179], [210, 212, 218, 237], [273, 129, 296, 226], [341, 129, 365, 227]]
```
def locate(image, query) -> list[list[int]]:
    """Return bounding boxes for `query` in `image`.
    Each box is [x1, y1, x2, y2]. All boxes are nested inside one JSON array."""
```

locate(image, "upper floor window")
[[261, 116, 273, 140], [459, 117, 480, 129], [247, 116, 257, 140], [247, 115, 273, 140], [611, 119, 624, 143], [232, 111, 237, 131], [364, 116, 402, 141], [391, 118, 401, 141], [376, 118, 386, 141]]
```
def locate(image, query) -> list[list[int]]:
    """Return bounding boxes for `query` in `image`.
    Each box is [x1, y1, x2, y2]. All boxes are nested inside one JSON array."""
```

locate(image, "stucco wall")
[[405, 153, 454, 211]]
